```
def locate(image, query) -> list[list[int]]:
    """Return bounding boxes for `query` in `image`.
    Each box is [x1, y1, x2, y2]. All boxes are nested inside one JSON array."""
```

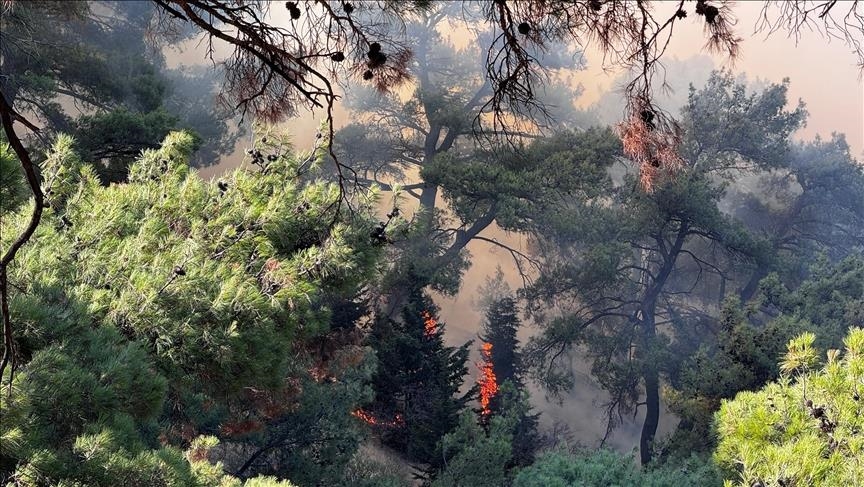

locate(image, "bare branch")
[[0, 90, 45, 384]]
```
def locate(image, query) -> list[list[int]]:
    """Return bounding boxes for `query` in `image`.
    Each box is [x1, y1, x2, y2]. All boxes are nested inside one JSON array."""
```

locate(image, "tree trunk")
[[739, 264, 768, 303], [639, 304, 660, 466], [637, 224, 688, 465], [640, 368, 660, 465], [418, 184, 437, 213]]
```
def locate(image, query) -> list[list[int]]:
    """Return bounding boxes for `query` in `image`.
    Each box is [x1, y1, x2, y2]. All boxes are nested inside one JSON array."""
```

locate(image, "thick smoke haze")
[[162, 1, 862, 450], [175, 2, 862, 174], [7, 3, 864, 484]]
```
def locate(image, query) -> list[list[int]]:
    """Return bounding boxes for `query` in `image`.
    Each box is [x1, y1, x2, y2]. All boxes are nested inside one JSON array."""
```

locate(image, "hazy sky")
[[185, 1, 862, 180], [576, 2, 863, 156]]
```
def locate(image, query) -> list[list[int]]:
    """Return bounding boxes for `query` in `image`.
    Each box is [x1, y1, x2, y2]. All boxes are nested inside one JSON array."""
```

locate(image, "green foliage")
[[423, 127, 620, 234], [186, 436, 298, 487], [512, 449, 722, 487], [761, 255, 864, 346], [0, 1, 239, 182], [433, 383, 539, 487], [522, 72, 813, 464], [481, 297, 524, 389], [478, 292, 540, 469], [1, 131, 382, 485], [367, 275, 474, 471], [381, 212, 471, 296], [715, 328, 864, 487], [70, 108, 189, 184], [0, 142, 28, 216], [663, 298, 809, 457], [681, 70, 806, 170], [665, 254, 864, 458], [779, 332, 819, 376], [338, 7, 595, 296], [729, 131, 864, 303], [432, 411, 513, 487], [222, 354, 377, 485]]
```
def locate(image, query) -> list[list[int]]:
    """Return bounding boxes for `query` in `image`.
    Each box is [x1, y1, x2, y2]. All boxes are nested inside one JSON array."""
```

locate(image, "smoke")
[[154, 0, 862, 452]]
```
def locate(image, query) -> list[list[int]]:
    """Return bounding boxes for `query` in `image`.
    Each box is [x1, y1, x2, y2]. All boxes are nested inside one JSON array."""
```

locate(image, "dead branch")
[[0, 91, 44, 385]]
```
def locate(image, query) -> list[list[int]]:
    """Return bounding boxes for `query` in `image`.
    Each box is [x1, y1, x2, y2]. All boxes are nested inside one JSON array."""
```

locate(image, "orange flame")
[[422, 310, 437, 338], [352, 409, 404, 427], [477, 342, 498, 416], [219, 419, 263, 437]]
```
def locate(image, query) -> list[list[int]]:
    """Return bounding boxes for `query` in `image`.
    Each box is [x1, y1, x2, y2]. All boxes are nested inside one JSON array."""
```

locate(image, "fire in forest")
[[422, 310, 437, 338], [351, 409, 404, 427], [477, 342, 498, 416]]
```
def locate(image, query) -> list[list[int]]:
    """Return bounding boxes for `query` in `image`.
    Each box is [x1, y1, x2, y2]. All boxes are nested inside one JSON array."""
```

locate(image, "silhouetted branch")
[[0, 91, 44, 385], [758, 0, 864, 68]]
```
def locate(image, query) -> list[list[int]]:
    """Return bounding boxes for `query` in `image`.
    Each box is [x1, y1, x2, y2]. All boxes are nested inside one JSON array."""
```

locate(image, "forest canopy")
[[1, 1, 863, 486]]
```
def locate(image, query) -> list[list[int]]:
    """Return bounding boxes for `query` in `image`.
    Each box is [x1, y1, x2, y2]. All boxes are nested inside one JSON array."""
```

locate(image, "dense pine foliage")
[[367, 278, 473, 474], [0, 131, 381, 485], [715, 328, 864, 486]]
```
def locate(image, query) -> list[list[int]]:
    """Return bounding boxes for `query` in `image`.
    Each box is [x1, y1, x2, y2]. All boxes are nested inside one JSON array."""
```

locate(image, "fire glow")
[[422, 310, 437, 338], [351, 409, 404, 428], [477, 342, 498, 416]]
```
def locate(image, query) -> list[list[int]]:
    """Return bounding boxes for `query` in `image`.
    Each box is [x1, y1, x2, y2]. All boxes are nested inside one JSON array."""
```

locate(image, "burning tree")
[[366, 274, 475, 473], [480, 296, 525, 391], [478, 342, 500, 417], [476, 292, 540, 468], [422, 310, 438, 339]]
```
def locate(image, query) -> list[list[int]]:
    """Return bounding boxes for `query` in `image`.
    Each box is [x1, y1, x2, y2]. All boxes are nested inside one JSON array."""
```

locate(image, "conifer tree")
[[478, 295, 540, 468], [433, 382, 543, 486], [366, 272, 474, 473], [523, 72, 807, 465], [481, 296, 525, 390], [715, 328, 864, 487], [0, 130, 382, 485]]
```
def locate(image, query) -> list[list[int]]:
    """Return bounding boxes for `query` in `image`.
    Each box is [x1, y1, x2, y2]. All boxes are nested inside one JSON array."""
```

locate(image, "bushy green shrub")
[[512, 449, 722, 487], [715, 328, 864, 486]]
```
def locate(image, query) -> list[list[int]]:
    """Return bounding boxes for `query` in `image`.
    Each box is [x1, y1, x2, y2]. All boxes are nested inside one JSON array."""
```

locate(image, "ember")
[[351, 409, 404, 427], [422, 310, 437, 338]]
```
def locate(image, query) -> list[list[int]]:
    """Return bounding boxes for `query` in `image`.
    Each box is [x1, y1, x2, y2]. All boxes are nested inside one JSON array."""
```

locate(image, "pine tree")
[[480, 296, 524, 390], [714, 328, 864, 487], [0, 130, 382, 485], [433, 382, 545, 486], [477, 295, 539, 468], [367, 272, 474, 472]]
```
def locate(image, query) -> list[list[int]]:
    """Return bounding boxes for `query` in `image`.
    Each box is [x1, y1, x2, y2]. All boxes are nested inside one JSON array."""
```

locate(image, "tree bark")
[[638, 297, 660, 465], [637, 223, 688, 465], [640, 363, 660, 465], [418, 184, 437, 213], [739, 264, 768, 303]]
